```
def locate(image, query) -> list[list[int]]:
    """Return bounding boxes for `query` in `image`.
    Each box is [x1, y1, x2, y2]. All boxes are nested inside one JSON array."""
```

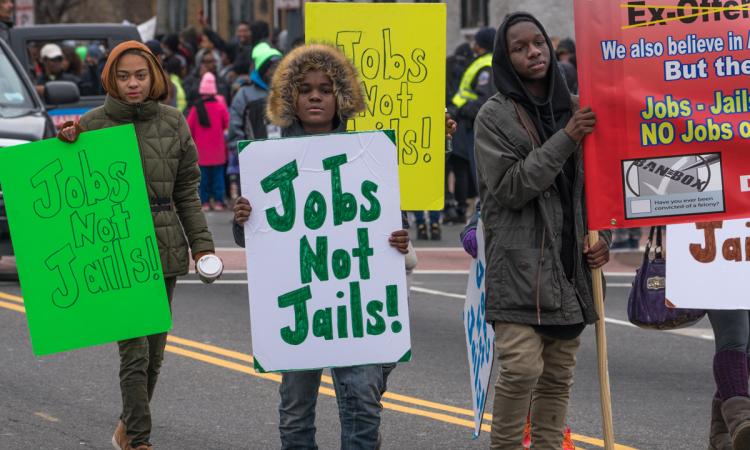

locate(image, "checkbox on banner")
[[631, 199, 652, 214], [741, 175, 750, 192]]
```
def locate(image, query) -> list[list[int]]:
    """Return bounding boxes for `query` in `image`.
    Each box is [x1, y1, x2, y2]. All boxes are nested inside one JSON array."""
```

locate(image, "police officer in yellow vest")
[[447, 27, 496, 222]]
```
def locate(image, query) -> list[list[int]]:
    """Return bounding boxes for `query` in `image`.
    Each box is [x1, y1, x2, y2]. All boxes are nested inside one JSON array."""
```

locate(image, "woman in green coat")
[[59, 40, 216, 450]]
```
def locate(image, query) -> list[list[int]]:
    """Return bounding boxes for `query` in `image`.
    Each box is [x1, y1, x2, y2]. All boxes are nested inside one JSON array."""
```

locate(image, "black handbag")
[[627, 226, 706, 330]]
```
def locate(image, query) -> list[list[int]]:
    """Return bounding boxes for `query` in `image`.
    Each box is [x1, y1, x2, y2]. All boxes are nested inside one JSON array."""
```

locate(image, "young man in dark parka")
[[474, 12, 611, 449]]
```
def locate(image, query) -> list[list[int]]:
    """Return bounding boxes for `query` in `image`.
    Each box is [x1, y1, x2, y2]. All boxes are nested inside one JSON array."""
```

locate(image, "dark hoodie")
[[493, 12, 581, 338], [493, 12, 576, 277]]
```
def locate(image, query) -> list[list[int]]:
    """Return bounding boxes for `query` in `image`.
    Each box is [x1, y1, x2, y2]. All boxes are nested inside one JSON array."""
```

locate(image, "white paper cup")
[[196, 254, 223, 284]]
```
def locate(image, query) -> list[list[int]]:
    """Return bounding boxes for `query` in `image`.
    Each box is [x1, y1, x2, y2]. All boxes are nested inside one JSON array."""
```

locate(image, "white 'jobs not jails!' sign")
[[238, 131, 411, 372], [667, 219, 750, 309]]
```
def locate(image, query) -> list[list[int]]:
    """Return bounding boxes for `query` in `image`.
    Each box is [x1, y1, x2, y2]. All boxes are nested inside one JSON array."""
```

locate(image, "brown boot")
[[710, 398, 732, 450], [112, 420, 130, 450], [721, 396, 750, 450]]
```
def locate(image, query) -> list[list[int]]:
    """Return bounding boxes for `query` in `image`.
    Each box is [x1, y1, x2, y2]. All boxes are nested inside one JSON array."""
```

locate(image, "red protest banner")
[[575, 1, 750, 230]]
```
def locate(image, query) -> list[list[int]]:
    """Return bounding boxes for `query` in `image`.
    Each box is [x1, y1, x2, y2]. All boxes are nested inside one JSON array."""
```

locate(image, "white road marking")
[[413, 270, 469, 275], [410, 286, 466, 299], [407, 285, 715, 342], [180, 276, 715, 343]]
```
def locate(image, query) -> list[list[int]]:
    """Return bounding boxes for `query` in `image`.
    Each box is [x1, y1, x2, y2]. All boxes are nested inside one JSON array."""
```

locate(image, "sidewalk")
[[0, 222, 643, 277], [406, 222, 641, 275]]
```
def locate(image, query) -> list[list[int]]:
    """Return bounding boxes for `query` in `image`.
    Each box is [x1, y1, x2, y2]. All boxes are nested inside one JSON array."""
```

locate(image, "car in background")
[[7, 23, 141, 128], [0, 37, 78, 270]]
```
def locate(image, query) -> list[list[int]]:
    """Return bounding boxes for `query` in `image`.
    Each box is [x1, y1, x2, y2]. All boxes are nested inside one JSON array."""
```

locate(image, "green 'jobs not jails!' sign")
[[0, 125, 171, 356]]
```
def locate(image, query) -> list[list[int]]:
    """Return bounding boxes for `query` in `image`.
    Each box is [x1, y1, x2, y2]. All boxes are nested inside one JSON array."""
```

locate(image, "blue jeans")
[[199, 165, 225, 203], [278, 364, 386, 450], [413, 210, 440, 225]]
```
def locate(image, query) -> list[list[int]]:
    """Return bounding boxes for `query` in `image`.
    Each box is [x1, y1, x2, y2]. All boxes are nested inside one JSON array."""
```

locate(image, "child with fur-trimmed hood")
[[232, 43, 410, 449]]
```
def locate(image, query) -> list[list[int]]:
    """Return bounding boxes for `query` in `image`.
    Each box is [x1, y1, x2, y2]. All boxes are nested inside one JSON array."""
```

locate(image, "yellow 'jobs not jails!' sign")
[[305, 3, 447, 211]]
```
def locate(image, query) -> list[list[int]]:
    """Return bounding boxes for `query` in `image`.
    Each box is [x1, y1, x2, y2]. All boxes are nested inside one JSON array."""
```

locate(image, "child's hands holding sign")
[[233, 197, 253, 224], [389, 229, 410, 254]]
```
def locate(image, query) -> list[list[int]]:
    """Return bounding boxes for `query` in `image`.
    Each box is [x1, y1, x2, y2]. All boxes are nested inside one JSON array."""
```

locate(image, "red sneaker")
[[523, 414, 531, 449], [563, 427, 576, 450]]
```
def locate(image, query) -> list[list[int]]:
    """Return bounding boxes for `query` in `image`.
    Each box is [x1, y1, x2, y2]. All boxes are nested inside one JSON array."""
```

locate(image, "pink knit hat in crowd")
[[199, 72, 217, 95]]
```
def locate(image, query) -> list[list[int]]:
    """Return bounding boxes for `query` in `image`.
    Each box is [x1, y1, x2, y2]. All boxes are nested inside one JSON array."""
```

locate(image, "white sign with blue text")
[[463, 220, 493, 437]]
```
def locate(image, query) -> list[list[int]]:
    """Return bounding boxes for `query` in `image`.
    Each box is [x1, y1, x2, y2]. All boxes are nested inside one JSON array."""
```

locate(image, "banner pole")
[[590, 230, 615, 450]]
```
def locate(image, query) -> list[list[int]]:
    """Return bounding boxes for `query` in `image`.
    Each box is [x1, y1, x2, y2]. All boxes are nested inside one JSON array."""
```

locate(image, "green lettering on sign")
[[366, 300, 386, 335], [261, 160, 299, 232], [278, 286, 312, 345], [313, 308, 334, 340], [349, 281, 364, 338], [360, 180, 381, 222], [332, 249, 352, 280], [304, 190, 327, 230], [323, 154, 357, 225], [352, 228, 374, 280], [299, 236, 328, 283]]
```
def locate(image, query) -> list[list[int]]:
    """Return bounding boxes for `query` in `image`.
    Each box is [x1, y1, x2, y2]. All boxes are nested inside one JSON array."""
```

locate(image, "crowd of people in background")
[[14, 12, 602, 238], [4, 9, 651, 252], [19, 16, 295, 213]]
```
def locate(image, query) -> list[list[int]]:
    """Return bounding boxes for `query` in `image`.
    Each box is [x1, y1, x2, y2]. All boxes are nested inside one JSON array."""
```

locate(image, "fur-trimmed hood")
[[267, 44, 365, 128]]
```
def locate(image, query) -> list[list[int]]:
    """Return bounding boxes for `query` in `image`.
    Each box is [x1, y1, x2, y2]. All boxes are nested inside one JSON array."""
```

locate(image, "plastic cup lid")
[[198, 254, 223, 277]]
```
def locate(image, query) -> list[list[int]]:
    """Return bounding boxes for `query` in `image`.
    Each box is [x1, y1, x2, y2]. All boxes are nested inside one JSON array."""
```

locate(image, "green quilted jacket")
[[79, 95, 215, 277]]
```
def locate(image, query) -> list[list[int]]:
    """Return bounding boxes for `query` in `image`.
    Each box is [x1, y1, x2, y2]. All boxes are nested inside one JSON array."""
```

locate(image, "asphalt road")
[[0, 214, 717, 450]]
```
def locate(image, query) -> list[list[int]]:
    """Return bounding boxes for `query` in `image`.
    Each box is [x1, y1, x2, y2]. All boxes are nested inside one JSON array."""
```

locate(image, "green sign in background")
[[0, 125, 171, 355]]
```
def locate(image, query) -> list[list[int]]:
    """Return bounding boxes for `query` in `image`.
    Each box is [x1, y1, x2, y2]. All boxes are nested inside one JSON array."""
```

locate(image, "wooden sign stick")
[[590, 230, 615, 450]]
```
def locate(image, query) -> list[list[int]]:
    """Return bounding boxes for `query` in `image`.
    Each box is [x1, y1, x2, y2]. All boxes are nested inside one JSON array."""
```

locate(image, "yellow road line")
[[166, 344, 488, 431], [0, 299, 24, 313], [167, 335, 254, 363], [166, 342, 636, 450], [167, 334, 494, 421], [0, 291, 23, 303], [0, 291, 638, 449]]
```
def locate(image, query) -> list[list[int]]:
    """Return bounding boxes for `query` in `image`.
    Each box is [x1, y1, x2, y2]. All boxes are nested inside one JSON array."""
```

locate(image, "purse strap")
[[655, 225, 663, 259], [643, 226, 664, 264]]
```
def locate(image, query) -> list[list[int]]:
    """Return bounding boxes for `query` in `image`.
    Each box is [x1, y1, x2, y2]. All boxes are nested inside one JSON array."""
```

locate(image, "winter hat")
[[454, 42, 473, 59], [267, 43, 365, 128], [87, 44, 104, 61], [474, 27, 496, 53], [252, 42, 282, 77], [557, 38, 576, 56], [199, 72, 217, 95], [75, 46, 87, 63]]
